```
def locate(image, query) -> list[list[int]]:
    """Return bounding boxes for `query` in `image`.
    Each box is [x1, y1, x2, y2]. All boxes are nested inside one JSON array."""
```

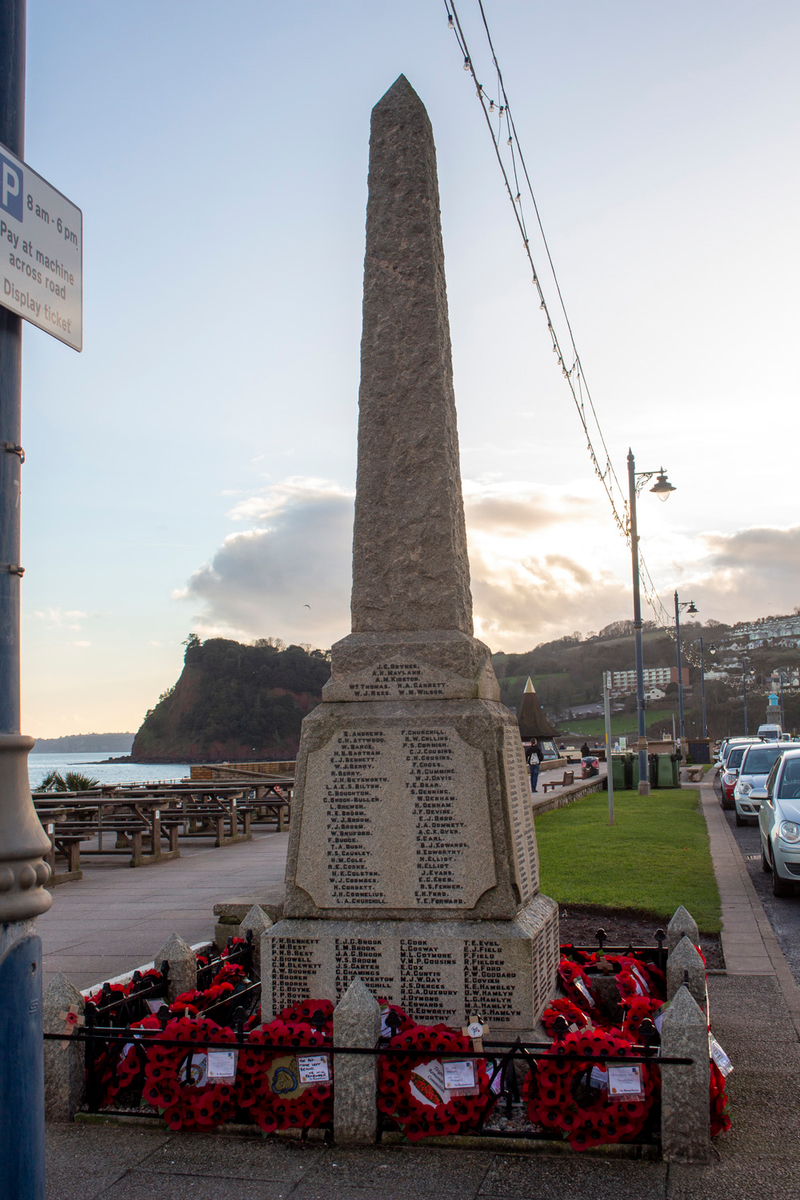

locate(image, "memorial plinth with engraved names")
[[263, 76, 559, 1034]]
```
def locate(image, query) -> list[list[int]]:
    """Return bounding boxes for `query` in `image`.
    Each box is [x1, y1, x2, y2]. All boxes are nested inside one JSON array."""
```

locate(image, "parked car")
[[719, 742, 761, 809], [714, 729, 762, 768], [733, 742, 792, 826], [758, 749, 800, 896]]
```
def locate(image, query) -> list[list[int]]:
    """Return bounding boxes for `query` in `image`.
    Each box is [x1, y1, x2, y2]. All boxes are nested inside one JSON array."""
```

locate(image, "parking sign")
[[0, 141, 82, 351]]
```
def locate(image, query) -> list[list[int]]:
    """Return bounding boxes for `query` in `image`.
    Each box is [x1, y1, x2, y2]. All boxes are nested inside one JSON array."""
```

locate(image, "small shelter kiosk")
[[517, 677, 560, 763]]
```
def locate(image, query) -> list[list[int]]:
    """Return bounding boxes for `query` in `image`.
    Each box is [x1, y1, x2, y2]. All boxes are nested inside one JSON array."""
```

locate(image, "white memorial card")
[[607, 1065, 644, 1100], [709, 1037, 733, 1077], [207, 1050, 237, 1083], [442, 1059, 478, 1096], [297, 1054, 331, 1084]]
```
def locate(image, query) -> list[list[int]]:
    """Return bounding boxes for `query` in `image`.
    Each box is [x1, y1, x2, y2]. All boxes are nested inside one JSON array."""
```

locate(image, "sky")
[[16, 0, 800, 736]]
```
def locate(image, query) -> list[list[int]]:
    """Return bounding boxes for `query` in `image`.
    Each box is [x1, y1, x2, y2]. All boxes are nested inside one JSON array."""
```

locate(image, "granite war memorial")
[[263, 76, 559, 1034]]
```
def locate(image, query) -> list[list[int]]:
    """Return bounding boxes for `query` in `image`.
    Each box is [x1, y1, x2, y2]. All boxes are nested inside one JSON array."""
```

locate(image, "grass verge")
[[561, 709, 674, 740], [535, 787, 721, 933]]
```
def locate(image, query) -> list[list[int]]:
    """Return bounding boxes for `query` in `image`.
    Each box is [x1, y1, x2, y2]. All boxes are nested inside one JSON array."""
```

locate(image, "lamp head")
[[650, 470, 676, 502], [686, 602, 698, 615]]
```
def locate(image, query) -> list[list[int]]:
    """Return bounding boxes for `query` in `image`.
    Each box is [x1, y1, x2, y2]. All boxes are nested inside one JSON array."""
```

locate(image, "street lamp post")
[[700, 641, 716, 741], [742, 657, 751, 735], [700, 637, 707, 740], [627, 451, 676, 796], [673, 592, 697, 745]]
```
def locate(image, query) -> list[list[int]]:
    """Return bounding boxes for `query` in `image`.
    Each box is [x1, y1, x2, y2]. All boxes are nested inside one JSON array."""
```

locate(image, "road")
[[713, 774, 800, 986]]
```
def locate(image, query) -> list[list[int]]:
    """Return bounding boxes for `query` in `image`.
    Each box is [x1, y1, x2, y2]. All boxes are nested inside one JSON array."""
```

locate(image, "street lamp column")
[[627, 451, 675, 796], [673, 592, 697, 745], [742, 658, 751, 735]]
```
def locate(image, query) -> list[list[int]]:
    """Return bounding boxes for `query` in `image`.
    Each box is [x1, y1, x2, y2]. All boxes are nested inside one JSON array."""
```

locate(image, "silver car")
[[733, 742, 792, 827], [758, 749, 800, 897]]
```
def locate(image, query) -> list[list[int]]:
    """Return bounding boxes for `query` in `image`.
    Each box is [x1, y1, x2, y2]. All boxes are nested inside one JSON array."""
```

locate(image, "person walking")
[[528, 740, 543, 793]]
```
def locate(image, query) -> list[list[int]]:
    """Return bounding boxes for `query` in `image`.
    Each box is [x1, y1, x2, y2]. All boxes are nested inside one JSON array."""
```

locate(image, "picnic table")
[[34, 775, 294, 876], [34, 793, 180, 868]]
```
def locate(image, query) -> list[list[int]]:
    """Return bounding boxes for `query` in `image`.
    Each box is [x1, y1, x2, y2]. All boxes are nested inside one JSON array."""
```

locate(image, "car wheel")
[[772, 870, 794, 898], [721, 793, 733, 811], [735, 809, 745, 826], [761, 844, 771, 873]]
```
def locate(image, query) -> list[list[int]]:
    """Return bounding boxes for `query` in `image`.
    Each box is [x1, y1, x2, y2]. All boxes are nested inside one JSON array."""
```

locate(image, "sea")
[[28, 751, 192, 791]]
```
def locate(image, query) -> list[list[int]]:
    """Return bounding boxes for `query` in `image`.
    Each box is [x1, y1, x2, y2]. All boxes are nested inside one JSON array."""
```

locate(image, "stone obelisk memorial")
[[264, 77, 559, 1033]]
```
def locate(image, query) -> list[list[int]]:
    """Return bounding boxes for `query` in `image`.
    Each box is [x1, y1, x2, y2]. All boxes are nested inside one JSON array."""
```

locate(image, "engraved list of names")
[[295, 724, 496, 911]]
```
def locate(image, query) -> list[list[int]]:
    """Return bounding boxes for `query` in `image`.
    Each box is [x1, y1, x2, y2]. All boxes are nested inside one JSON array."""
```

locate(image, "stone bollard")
[[154, 932, 196, 1004], [332, 977, 381, 1145], [667, 935, 707, 1010], [667, 905, 700, 953], [660, 986, 710, 1162], [239, 904, 272, 977], [43, 973, 86, 1121]]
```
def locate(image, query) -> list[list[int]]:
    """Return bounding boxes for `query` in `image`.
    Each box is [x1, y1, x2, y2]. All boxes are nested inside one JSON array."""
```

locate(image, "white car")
[[733, 742, 792, 826], [758, 749, 800, 897]]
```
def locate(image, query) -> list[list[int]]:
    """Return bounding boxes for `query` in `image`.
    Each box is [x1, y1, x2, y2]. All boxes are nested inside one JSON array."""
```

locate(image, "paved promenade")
[[40, 831, 289, 991], [42, 773, 800, 1199]]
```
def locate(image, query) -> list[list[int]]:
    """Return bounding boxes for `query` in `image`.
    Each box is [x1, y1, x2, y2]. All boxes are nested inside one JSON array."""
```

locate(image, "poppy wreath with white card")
[[377, 1024, 496, 1141], [524, 1027, 656, 1151], [142, 1015, 240, 1131], [235, 1018, 333, 1133]]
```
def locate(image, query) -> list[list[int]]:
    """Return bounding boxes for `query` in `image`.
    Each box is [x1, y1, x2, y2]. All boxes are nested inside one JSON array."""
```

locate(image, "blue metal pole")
[[627, 450, 650, 795], [675, 591, 686, 742], [700, 637, 707, 740], [0, 7, 51, 1198], [0, 0, 24, 733]]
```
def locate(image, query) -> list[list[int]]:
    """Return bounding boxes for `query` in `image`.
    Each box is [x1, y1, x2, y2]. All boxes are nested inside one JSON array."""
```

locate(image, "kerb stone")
[[333, 976, 381, 1144], [43, 973, 85, 1121], [660, 986, 711, 1162]]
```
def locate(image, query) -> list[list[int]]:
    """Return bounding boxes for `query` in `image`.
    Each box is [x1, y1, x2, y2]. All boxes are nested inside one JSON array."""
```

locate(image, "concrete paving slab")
[[479, 1153, 668, 1199], [94, 1172, 286, 1200], [143, 1133, 324, 1183], [45, 1124, 171, 1200], [667, 1158, 800, 1200], [300, 1146, 491, 1194]]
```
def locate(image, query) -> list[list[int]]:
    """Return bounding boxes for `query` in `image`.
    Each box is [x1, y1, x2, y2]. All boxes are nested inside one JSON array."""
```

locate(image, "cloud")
[[33, 608, 88, 631], [464, 488, 593, 535], [678, 526, 800, 622], [177, 478, 354, 647], [183, 478, 800, 656]]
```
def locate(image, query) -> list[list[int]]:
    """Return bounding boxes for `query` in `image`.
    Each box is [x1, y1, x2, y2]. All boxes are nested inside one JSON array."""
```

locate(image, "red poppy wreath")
[[143, 1015, 239, 1131], [377, 1024, 495, 1141], [524, 1027, 656, 1151], [236, 1017, 333, 1134]]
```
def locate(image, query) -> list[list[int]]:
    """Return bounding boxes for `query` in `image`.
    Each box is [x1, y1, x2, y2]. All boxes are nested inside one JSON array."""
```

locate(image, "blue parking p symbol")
[[0, 152, 22, 221]]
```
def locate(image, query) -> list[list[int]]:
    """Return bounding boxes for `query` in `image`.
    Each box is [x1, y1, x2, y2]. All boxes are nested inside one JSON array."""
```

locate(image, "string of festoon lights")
[[443, 1, 700, 661]]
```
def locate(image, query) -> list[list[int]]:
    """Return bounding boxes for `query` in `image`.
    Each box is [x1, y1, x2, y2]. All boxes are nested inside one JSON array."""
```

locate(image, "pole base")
[[0, 734, 52, 922], [638, 781, 651, 796]]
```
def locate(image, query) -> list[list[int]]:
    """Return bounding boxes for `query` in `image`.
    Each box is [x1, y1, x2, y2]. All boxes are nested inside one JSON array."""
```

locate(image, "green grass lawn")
[[561, 709, 674, 740], [535, 787, 721, 933]]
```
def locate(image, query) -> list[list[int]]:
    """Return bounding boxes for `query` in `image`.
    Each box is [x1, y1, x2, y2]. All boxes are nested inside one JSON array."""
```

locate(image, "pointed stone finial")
[[667, 905, 699, 953], [238, 904, 272, 974], [154, 932, 196, 1003], [524, 677, 535, 693], [333, 978, 381, 1144], [666, 934, 706, 1008], [660, 987, 711, 1162], [43, 973, 85, 1120], [351, 75, 472, 635]]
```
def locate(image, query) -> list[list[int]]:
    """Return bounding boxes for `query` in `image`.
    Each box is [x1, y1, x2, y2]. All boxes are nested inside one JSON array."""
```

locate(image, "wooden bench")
[[541, 770, 575, 794]]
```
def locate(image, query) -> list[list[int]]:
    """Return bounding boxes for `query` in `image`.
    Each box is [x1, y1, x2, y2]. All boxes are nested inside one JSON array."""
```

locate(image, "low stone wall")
[[531, 775, 605, 818], [190, 760, 295, 780]]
